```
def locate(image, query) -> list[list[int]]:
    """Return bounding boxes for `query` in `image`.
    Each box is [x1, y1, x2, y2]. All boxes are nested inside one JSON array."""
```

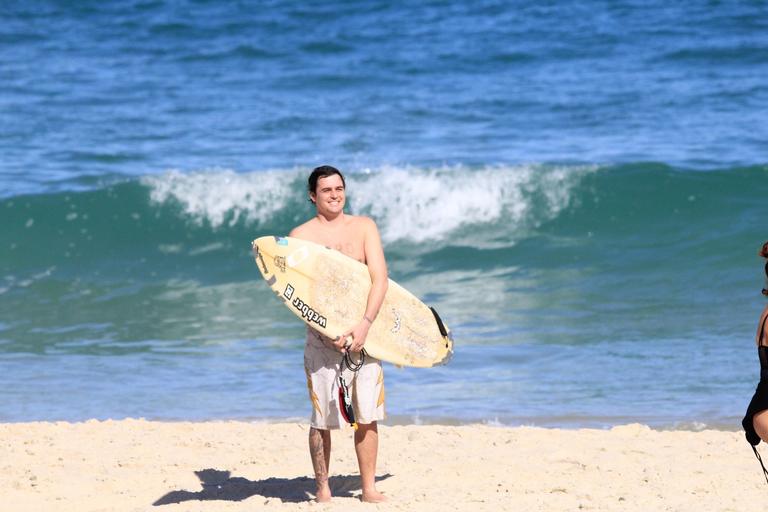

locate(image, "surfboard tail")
[[429, 306, 454, 366]]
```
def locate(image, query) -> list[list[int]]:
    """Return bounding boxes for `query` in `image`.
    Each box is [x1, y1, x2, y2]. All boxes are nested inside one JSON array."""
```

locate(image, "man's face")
[[312, 174, 345, 214]]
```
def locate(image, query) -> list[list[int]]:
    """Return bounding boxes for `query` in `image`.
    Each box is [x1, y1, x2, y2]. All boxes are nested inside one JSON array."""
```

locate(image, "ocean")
[[1, 0, 767, 428]]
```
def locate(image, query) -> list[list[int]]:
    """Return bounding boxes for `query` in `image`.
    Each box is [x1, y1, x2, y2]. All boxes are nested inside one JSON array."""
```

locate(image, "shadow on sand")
[[153, 468, 393, 505]]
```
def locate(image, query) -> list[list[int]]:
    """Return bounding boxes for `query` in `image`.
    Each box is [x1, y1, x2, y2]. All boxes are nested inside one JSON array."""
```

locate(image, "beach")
[[3, 2, 768, 511], [4, 420, 762, 511]]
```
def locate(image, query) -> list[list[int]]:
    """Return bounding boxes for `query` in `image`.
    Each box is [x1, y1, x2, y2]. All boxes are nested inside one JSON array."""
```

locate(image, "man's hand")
[[337, 319, 371, 353]]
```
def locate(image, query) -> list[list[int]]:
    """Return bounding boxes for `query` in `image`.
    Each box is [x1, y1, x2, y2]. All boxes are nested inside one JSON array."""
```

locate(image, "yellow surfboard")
[[252, 236, 453, 368]]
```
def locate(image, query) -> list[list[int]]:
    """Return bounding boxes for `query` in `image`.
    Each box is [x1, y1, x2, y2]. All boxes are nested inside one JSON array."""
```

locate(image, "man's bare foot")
[[361, 489, 387, 503], [315, 485, 332, 503]]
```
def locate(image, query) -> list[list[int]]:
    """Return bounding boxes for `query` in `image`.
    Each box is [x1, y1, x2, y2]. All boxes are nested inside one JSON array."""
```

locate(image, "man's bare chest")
[[315, 234, 365, 263]]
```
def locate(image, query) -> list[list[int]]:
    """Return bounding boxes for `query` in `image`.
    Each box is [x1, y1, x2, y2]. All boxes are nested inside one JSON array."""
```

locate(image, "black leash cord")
[[752, 445, 768, 485], [342, 348, 367, 372]]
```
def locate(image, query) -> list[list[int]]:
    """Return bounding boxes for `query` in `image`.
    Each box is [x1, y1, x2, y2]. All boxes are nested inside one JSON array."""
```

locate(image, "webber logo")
[[284, 284, 327, 328]]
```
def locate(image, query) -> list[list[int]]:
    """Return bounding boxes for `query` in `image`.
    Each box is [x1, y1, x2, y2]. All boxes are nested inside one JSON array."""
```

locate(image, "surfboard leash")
[[342, 348, 367, 372], [750, 444, 768, 485], [338, 349, 367, 431]]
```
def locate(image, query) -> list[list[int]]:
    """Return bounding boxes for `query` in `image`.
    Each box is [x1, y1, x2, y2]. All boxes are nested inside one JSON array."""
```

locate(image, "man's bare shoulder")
[[289, 218, 318, 239], [347, 215, 379, 231]]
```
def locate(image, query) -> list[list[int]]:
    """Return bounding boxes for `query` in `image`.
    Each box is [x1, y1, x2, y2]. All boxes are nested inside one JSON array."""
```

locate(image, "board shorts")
[[304, 328, 385, 430]]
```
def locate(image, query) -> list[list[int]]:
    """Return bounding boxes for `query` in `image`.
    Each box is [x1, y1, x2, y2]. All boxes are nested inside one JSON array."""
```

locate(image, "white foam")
[[1, 267, 56, 295], [158, 244, 182, 254], [347, 164, 595, 244], [143, 168, 301, 227], [188, 242, 227, 256], [142, 165, 595, 243]]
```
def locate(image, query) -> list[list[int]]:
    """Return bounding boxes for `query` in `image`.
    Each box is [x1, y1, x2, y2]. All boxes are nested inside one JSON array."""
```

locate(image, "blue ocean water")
[[1, 0, 767, 428]]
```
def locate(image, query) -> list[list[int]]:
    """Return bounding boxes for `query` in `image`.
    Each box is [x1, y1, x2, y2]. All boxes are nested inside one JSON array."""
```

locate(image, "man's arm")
[[342, 218, 388, 353]]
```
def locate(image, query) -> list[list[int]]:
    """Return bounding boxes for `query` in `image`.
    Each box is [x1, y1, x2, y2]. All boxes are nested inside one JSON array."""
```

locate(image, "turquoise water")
[[2, 1, 767, 427]]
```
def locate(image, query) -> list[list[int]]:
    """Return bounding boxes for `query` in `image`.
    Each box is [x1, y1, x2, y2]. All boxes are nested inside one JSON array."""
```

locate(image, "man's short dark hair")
[[308, 165, 346, 193]]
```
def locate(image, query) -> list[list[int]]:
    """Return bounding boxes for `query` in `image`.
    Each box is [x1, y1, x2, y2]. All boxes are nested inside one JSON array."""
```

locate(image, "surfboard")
[[252, 236, 453, 368]]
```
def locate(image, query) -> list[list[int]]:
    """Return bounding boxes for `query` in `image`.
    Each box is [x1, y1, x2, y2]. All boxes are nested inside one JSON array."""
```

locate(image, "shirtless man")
[[289, 166, 388, 503]]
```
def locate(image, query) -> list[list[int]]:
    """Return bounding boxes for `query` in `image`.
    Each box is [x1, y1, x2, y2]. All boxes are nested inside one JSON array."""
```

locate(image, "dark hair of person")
[[308, 165, 346, 195], [761, 241, 768, 296]]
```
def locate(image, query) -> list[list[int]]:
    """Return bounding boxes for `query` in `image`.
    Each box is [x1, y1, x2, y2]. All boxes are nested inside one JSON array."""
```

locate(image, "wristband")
[[363, 315, 374, 324]]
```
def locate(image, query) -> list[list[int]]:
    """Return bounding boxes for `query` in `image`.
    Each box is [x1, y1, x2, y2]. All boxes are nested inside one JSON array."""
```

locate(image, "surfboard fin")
[[429, 306, 449, 339]]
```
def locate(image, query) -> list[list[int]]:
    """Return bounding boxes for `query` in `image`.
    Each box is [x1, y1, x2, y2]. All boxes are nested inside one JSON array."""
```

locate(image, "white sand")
[[2, 420, 764, 511]]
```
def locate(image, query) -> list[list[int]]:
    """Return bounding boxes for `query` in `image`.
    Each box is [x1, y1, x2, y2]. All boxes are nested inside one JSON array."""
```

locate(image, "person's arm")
[[340, 218, 388, 353]]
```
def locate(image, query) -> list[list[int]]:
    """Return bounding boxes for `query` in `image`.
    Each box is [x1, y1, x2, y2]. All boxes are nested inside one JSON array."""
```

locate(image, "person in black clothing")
[[742, 241, 768, 482]]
